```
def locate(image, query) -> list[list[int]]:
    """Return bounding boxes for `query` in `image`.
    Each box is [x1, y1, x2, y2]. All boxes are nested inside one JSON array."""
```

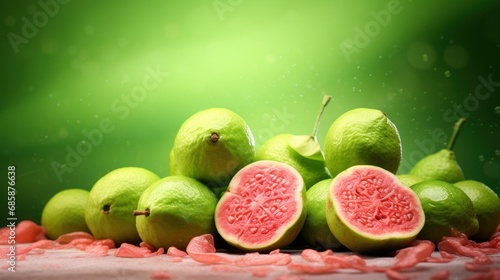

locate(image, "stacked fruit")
[[39, 96, 499, 256]]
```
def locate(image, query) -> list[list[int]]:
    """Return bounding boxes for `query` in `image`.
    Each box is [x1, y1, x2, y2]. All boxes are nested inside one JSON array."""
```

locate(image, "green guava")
[[85, 167, 160, 245], [134, 176, 218, 250]]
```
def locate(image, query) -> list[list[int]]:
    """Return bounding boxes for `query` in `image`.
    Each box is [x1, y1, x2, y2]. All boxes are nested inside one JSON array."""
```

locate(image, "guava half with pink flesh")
[[326, 165, 425, 254], [215, 160, 306, 252]]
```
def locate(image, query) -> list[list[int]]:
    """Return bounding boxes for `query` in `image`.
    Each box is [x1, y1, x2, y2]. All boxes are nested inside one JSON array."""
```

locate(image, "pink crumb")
[[150, 269, 173, 279]]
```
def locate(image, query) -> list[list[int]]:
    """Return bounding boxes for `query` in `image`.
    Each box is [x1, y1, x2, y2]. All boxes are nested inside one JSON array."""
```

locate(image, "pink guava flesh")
[[332, 166, 424, 236], [215, 160, 305, 250]]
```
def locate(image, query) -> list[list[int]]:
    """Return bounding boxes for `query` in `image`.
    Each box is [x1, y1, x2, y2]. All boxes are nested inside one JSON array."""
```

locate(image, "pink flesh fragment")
[[437, 230, 498, 265], [233, 251, 292, 266], [287, 262, 340, 274], [275, 275, 305, 280], [55, 231, 95, 244], [392, 239, 435, 269], [150, 270, 173, 279], [385, 269, 409, 280], [430, 269, 450, 280], [166, 246, 187, 257], [56, 238, 95, 249], [466, 268, 500, 280], [114, 243, 162, 258], [186, 234, 231, 264], [300, 248, 327, 263], [91, 238, 116, 249], [0, 220, 46, 244], [139, 241, 157, 251], [84, 244, 109, 256]]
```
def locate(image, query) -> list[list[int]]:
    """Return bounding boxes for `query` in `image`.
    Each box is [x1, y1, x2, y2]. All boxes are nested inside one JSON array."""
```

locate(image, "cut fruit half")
[[215, 160, 306, 252], [326, 165, 425, 254]]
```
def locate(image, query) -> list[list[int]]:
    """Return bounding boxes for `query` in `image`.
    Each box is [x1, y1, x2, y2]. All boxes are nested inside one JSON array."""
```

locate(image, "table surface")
[[2, 245, 499, 280]]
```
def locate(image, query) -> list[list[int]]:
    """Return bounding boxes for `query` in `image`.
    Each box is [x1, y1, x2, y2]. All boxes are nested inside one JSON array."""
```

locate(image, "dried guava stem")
[[311, 95, 332, 139], [446, 117, 466, 151], [102, 204, 110, 215], [210, 132, 220, 143], [133, 209, 150, 217]]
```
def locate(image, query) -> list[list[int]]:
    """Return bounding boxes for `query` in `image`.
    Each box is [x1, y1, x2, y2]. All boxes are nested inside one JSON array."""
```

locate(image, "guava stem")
[[446, 117, 466, 151], [102, 204, 110, 215], [311, 95, 332, 139], [210, 132, 220, 143], [133, 209, 150, 217]]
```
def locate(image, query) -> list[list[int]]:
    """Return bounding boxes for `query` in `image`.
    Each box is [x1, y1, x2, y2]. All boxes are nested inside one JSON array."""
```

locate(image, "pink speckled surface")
[[2, 245, 499, 280]]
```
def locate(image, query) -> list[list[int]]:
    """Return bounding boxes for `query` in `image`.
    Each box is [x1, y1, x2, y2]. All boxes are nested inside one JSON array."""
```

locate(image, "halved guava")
[[215, 160, 306, 252], [326, 165, 425, 254]]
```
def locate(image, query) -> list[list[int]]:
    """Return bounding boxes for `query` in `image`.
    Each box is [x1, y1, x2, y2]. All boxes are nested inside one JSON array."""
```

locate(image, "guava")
[[255, 95, 332, 189], [396, 174, 424, 188], [171, 108, 255, 188], [324, 108, 402, 177], [326, 165, 425, 254], [134, 175, 218, 250], [41, 188, 91, 240], [85, 167, 160, 245], [299, 178, 343, 250], [411, 180, 479, 244], [410, 118, 466, 183], [215, 160, 306, 252], [454, 180, 500, 241]]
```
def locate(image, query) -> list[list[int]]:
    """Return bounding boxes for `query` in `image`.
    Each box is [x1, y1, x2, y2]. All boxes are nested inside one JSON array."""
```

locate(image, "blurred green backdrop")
[[1, 0, 499, 224]]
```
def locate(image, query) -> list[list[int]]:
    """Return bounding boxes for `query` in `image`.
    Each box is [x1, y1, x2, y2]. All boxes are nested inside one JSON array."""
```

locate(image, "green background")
[[1, 0, 499, 224]]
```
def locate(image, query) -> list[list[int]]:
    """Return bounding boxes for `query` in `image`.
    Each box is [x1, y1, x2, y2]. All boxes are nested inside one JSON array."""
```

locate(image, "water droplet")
[[479, 155, 485, 162], [353, 76, 357, 80], [495, 150, 500, 156], [352, 87, 356, 92], [444, 70, 451, 78], [422, 54, 428, 62], [495, 106, 500, 114]]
